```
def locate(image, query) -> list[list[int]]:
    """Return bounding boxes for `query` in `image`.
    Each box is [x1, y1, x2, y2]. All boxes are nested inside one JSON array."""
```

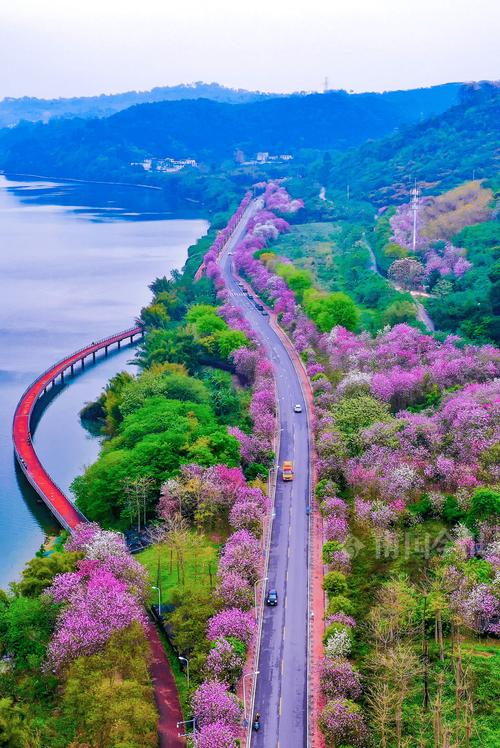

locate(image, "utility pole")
[[411, 180, 420, 252]]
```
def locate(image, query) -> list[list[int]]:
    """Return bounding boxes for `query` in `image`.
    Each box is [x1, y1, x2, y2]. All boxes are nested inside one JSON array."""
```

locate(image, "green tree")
[[332, 394, 392, 454], [382, 300, 417, 326], [322, 571, 348, 596], [303, 288, 359, 332], [467, 488, 500, 528], [0, 698, 29, 748], [62, 624, 157, 748], [13, 552, 82, 598], [0, 597, 58, 671]]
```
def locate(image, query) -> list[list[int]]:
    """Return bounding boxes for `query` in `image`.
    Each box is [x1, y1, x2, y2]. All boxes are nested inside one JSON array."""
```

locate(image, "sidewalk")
[[146, 621, 186, 747]]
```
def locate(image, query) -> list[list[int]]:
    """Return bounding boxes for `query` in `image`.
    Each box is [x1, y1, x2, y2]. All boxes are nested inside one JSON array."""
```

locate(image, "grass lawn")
[[137, 531, 221, 717], [137, 530, 221, 607]]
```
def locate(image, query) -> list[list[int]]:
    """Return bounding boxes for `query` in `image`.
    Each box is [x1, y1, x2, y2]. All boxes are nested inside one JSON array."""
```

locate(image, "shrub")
[[322, 541, 343, 564], [326, 595, 354, 617], [323, 571, 348, 597]]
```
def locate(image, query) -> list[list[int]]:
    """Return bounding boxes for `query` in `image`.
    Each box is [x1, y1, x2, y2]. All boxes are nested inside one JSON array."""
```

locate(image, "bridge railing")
[[13, 325, 143, 420]]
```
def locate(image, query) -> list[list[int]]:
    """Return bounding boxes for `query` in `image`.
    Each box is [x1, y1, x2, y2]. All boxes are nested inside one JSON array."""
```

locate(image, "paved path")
[[220, 203, 312, 748], [146, 622, 185, 747]]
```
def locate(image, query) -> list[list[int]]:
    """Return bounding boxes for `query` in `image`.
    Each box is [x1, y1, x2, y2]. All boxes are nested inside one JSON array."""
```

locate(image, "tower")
[[411, 180, 420, 252]]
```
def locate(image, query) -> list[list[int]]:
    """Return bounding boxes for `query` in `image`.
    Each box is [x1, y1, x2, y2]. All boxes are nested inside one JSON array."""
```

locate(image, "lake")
[[0, 175, 207, 589]]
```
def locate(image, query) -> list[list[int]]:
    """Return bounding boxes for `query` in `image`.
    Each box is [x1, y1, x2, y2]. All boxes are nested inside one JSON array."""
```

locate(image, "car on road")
[[282, 460, 294, 481], [255, 302, 264, 311], [294, 404, 302, 413], [266, 589, 278, 606], [261, 309, 269, 316]]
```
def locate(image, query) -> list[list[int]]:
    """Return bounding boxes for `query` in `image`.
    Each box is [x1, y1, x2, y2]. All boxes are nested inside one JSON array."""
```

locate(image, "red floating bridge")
[[12, 325, 143, 531]]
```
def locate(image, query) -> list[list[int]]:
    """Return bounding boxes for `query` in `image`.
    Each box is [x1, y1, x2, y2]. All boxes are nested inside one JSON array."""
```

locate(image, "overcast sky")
[[0, 0, 498, 99]]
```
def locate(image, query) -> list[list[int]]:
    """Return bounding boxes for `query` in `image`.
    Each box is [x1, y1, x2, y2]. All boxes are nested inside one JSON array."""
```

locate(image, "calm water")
[[0, 175, 207, 589]]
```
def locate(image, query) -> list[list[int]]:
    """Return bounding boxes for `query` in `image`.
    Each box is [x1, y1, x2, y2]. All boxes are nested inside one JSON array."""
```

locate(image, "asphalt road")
[[220, 202, 310, 747]]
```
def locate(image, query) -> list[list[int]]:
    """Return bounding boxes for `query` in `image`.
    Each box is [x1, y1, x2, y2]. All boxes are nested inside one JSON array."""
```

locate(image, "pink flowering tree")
[[319, 699, 368, 747], [207, 608, 256, 646], [46, 566, 145, 670], [216, 571, 253, 610], [192, 680, 242, 728], [219, 530, 262, 585], [204, 638, 245, 687], [197, 721, 238, 748], [319, 658, 362, 700]]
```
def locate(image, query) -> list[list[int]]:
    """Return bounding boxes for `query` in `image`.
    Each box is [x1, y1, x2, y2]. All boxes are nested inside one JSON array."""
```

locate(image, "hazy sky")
[[0, 0, 498, 99]]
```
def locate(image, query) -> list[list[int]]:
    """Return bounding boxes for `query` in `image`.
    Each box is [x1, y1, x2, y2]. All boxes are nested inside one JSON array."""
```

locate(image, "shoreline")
[[1, 170, 163, 191]]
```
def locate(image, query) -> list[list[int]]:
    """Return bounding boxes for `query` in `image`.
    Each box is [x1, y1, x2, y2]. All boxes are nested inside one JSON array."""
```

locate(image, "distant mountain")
[[0, 84, 470, 182], [0, 81, 463, 129], [0, 82, 279, 128], [325, 82, 500, 204]]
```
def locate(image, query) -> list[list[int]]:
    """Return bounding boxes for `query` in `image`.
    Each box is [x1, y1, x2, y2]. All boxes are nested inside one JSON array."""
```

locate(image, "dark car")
[[256, 303, 264, 311], [266, 589, 278, 606]]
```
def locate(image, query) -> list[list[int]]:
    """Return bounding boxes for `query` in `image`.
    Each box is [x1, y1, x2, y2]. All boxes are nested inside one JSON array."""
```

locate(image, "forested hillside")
[[324, 83, 499, 203], [0, 81, 462, 128], [0, 85, 472, 181]]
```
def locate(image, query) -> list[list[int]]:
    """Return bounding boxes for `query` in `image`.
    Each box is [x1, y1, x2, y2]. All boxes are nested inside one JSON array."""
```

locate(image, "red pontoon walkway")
[[12, 326, 143, 531]]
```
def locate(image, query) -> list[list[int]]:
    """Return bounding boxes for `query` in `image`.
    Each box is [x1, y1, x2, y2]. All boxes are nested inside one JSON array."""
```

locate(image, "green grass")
[[137, 531, 220, 606], [137, 531, 222, 717]]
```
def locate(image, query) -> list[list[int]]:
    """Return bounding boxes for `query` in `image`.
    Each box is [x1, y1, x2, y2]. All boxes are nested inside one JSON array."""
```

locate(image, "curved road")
[[220, 204, 311, 747]]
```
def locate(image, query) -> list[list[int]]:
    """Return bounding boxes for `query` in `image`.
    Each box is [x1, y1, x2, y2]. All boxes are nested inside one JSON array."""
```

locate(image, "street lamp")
[[151, 585, 161, 615], [242, 670, 259, 721], [254, 577, 268, 618], [179, 656, 190, 688]]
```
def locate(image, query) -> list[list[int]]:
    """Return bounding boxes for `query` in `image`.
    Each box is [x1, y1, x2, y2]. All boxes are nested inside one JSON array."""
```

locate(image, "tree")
[[62, 624, 157, 748], [0, 698, 30, 748], [382, 300, 416, 326], [319, 699, 367, 747], [467, 487, 500, 528], [303, 288, 359, 332], [0, 596, 58, 671], [323, 571, 348, 596], [12, 551, 82, 598], [388, 258, 426, 290]]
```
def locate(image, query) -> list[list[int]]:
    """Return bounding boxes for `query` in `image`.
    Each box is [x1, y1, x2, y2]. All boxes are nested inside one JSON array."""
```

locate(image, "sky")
[[0, 0, 498, 99]]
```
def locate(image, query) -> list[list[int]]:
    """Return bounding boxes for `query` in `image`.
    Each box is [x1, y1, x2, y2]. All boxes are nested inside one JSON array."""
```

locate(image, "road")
[[220, 203, 310, 747]]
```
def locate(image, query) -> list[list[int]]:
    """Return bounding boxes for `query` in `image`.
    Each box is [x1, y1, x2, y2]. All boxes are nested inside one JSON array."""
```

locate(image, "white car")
[[294, 404, 302, 413]]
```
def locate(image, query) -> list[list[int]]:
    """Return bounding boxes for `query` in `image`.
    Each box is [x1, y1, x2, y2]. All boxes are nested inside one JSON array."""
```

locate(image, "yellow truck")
[[282, 460, 294, 481]]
